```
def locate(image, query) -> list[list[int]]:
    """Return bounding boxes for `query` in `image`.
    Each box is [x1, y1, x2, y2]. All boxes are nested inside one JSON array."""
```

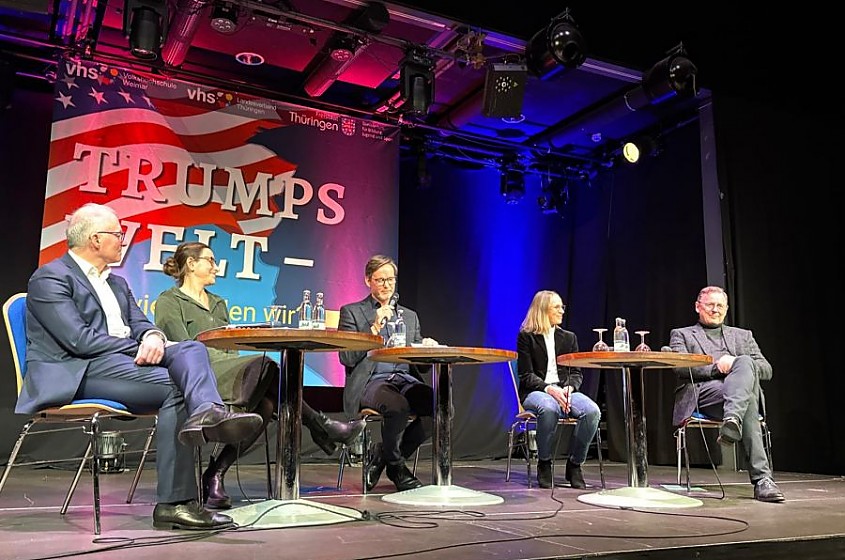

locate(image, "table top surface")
[[368, 346, 516, 365], [196, 327, 384, 353], [557, 351, 712, 369]]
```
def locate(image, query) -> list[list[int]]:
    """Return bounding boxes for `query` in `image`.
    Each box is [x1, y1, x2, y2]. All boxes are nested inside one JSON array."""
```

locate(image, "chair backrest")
[[506, 360, 527, 414], [3, 292, 27, 395]]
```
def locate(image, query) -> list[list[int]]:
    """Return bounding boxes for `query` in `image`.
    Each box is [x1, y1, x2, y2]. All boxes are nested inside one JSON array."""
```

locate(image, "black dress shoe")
[[718, 416, 742, 445], [754, 477, 785, 503], [364, 442, 386, 492], [152, 500, 235, 530], [386, 462, 423, 492], [565, 460, 586, 489], [178, 405, 263, 447]]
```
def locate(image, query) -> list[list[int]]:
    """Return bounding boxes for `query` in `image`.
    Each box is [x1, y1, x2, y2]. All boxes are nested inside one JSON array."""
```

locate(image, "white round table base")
[[577, 486, 703, 509], [381, 484, 504, 506]]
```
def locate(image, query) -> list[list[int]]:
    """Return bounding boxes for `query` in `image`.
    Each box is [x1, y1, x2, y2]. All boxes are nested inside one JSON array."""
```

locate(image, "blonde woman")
[[516, 290, 600, 489]]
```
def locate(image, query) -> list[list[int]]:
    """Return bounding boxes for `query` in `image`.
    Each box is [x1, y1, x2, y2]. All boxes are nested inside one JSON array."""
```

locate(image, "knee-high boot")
[[203, 399, 273, 509]]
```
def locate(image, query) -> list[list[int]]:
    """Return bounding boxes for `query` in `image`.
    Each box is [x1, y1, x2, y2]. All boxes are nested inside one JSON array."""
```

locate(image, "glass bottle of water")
[[613, 317, 630, 352], [392, 308, 407, 347], [313, 291, 326, 330], [298, 289, 312, 329]]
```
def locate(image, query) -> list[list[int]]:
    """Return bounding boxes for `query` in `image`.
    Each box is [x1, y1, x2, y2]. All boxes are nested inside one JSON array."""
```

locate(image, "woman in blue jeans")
[[516, 290, 601, 489]]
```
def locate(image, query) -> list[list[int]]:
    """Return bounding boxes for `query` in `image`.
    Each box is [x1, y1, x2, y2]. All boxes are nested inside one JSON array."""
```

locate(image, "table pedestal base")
[[577, 486, 703, 509], [226, 499, 363, 528], [382, 484, 504, 506]]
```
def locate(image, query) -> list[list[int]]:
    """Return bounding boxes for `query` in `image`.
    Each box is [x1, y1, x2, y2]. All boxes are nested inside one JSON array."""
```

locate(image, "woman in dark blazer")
[[516, 290, 600, 489]]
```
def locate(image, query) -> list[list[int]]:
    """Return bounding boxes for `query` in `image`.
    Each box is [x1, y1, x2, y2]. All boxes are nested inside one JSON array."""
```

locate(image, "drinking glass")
[[634, 330, 651, 352], [592, 328, 610, 352]]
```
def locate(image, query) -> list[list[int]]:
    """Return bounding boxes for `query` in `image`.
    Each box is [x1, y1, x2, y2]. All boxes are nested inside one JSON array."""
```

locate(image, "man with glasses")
[[17, 203, 264, 529], [338, 254, 438, 492], [669, 285, 784, 502]]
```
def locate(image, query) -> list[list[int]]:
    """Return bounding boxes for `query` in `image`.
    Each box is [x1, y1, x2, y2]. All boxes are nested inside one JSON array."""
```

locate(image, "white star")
[[88, 87, 107, 105], [61, 76, 78, 89], [118, 90, 135, 104], [142, 94, 154, 107], [55, 92, 75, 109]]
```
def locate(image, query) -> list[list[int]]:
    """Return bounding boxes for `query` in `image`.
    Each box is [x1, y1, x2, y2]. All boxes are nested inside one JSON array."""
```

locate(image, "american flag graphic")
[[40, 59, 305, 264]]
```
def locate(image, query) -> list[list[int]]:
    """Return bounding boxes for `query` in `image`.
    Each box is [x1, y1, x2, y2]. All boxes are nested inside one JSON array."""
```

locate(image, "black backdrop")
[[0, 84, 842, 476]]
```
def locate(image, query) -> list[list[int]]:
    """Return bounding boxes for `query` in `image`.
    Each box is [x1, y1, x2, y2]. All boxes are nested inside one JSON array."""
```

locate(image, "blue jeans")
[[523, 390, 601, 464]]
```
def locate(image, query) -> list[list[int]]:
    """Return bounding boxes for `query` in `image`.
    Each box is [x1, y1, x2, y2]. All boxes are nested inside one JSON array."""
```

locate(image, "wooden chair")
[[0, 292, 158, 535], [504, 360, 605, 489]]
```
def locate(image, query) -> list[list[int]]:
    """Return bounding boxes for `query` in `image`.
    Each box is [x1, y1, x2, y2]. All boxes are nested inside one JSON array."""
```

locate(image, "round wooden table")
[[368, 345, 516, 506], [558, 351, 712, 509], [197, 327, 382, 527]]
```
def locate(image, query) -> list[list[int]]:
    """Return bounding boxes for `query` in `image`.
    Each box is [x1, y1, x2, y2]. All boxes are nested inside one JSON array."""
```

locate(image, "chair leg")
[[594, 427, 606, 489], [336, 445, 349, 490], [360, 421, 371, 495], [681, 429, 692, 491], [61, 439, 91, 516], [675, 427, 683, 485], [195, 446, 204, 503], [505, 425, 516, 482], [126, 416, 157, 504], [0, 419, 35, 496], [412, 446, 419, 475], [90, 415, 103, 535]]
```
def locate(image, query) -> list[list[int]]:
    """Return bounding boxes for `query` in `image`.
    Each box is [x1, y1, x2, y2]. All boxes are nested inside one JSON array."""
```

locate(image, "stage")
[[0, 458, 843, 560]]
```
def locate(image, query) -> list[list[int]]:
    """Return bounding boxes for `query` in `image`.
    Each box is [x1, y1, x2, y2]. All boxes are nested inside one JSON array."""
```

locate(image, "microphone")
[[380, 292, 400, 326], [661, 346, 677, 352]]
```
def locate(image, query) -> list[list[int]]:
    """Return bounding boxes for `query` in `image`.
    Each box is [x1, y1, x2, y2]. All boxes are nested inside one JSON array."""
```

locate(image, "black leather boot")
[[304, 412, 366, 456], [202, 448, 236, 509], [537, 459, 553, 489], [565, 460, 586, 489], [386, 462, 423, 491]]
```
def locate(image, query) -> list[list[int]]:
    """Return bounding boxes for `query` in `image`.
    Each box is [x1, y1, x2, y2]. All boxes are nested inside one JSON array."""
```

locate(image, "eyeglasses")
[[699, 302, 727, 312], [96, 231, 126, 242], [551, 304, 567, 313], [371, 277, 397, 286], [197, 256, 217, 266]]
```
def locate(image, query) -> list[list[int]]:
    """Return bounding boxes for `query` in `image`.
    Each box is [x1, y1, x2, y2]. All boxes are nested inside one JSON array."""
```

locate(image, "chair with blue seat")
[[674, 394, 773, 491], [0, 292, 158, 535], [504, 360, 605, 489]]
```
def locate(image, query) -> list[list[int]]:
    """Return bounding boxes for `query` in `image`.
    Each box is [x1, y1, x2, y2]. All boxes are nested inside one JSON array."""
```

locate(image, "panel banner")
[[41, 59, 400, 386]]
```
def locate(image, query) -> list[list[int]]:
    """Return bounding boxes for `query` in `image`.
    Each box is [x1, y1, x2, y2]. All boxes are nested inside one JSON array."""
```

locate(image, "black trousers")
[[360, 373, 433, 465]]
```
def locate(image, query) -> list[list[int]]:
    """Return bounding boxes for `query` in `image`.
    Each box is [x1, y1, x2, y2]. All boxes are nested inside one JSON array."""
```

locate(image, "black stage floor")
[[1, 458, 843, 560]]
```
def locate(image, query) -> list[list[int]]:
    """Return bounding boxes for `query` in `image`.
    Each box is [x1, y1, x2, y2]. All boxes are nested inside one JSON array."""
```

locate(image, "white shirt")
[[68, 251, 131, 338], [542, 328, 560, 384]]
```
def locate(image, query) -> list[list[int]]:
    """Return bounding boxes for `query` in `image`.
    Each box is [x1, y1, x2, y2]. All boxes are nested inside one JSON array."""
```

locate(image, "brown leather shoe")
[[178, 404, 263, 447], [152, 500, 235, 530]]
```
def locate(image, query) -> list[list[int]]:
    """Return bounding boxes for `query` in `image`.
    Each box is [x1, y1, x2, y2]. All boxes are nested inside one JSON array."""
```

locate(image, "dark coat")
[[515, 327, 582, 402]]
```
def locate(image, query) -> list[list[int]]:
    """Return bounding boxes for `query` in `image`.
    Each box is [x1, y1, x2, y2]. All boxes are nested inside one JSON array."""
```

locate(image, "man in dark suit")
[[18, 203, 263, 529], [338, 254, 437, 492], [670, 285, 783, 502]]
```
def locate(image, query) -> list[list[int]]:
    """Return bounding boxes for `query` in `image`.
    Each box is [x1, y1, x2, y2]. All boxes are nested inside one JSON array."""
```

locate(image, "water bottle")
[[313, 291, 326, 330], [613, 317, 630, 352], [392, 308, 407, 347], [298, 289, 312, 329]]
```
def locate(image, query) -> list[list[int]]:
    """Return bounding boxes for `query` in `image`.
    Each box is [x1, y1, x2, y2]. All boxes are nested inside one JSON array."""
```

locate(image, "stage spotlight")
[[538, 178, 569, 215], [122, 0, 168, 60], [525, 8, 587, 78], [482, 62, 528, 119], [641, 44, 698, 103], [501, 167, 525, 204], [303, 34, 363, 97], [621, 136, 660, 164], [210, 1, 238, 34], [400, 49, 435, 116]]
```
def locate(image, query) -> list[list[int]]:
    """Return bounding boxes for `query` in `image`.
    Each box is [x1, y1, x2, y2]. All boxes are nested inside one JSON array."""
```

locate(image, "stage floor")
[[1, 458, 843, 560]]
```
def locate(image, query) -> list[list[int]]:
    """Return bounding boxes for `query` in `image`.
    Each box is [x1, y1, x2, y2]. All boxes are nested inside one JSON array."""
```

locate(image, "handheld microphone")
[[380, 292, 400, 326], [661, 346, 677, 352]]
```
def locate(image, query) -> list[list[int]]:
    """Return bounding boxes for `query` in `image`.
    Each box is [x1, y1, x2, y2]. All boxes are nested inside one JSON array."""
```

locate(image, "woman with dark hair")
[[155, 241, 364, 509]]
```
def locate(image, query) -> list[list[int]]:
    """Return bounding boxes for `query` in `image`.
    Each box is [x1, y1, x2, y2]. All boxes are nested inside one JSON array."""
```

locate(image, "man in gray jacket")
[[670, 285, 783, 502]]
